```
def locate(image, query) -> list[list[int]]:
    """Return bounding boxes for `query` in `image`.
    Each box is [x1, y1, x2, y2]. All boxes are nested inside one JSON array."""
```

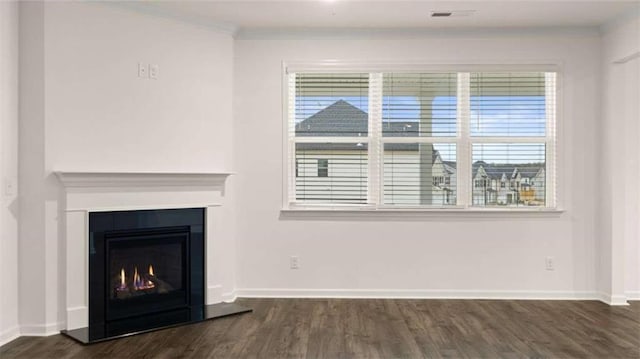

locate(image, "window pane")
[[382, 73, 457, 137], [295, 73, 369, 137], [295, 143, 368, 204], [472, 143, 546, 207], [470, 72, 547, 137], [384, 143, 456, 205]]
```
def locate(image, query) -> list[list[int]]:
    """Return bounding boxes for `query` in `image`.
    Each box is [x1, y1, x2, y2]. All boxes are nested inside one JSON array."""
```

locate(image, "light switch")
[[149, 64, 159, 79], [138, 63, 148, 78], [4, 178, 15, 197]]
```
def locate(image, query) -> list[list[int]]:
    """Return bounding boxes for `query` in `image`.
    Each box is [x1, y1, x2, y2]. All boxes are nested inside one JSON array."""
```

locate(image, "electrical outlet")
[[545, 256, 554, 271], [138, 63, 148, 78], [149, 64, 159, 79], [290, 256, 299, 269]]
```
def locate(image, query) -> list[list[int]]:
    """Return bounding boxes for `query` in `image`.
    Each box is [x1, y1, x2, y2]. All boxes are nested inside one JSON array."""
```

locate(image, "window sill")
[[280, 207, 565, 220]]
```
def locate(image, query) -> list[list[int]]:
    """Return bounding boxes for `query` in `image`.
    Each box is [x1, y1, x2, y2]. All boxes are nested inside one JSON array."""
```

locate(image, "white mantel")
[[55, 171, 231, 189], [56, 171, 234, 330]]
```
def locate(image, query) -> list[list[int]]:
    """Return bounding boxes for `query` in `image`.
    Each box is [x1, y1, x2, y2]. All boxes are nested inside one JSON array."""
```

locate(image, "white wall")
[[18, 1, 53, 335], [0, 0, 20, 346], [45, 3, 234, 172], [600, 13, 640, 301], [233, 33, 601, 298], [17, 1, 236, 335]]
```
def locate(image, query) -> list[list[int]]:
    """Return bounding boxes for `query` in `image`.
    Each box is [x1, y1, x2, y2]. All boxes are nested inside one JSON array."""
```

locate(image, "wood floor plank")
[[1, 299, 638, 359]]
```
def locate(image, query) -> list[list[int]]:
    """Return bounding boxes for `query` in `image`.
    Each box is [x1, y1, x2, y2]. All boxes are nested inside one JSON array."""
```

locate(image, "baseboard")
[[19, 322, 63, 337], [236, 288, 599, 301], [222, 290, 237, 302], [0, 326, 20, 348], [595, 292, 630, 306], [626, 291, 640, 301]]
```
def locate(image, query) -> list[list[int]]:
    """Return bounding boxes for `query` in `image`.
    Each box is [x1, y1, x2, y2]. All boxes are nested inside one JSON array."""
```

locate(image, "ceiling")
[[119, 1, 640, 32]]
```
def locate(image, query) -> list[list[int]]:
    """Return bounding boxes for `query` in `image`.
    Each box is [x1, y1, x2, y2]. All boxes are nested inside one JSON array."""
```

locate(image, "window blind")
[[381, 73, 458, 205], [287, 69, 557, 209], [470, 72, 547, 137], [469, 72, 554, 207], [291, 73, 370, 205], [382, 73, 458, 137], [295, 74, 369, 137]]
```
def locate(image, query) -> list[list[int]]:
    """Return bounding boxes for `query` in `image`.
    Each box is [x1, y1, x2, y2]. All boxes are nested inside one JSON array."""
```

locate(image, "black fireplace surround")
[[61, 207, 251, 344], [88, 208, 205, 341]]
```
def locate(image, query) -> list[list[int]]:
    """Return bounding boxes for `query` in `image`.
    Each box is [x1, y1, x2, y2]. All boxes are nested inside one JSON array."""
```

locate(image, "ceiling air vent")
[[431, 10, 476, 18]]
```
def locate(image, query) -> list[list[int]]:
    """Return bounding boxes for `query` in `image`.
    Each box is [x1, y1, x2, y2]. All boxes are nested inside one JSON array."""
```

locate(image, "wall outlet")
[[545, 256, 555, 271], [138, 63, 148, 78], [149, 64, 159, 79], [290, 256, 299, 269]]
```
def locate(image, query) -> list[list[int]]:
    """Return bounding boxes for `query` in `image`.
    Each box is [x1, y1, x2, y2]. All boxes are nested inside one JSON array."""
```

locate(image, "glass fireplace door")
[[106, 230, 190, 321]]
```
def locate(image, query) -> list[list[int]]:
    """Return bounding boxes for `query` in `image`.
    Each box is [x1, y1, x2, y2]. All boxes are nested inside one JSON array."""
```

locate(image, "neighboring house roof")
[[443, 162, 456, 175], [296, 99, 421, 151], [296, 100, 368, 137], [296, 99, 422, 138], [473, 162, 544, 181]]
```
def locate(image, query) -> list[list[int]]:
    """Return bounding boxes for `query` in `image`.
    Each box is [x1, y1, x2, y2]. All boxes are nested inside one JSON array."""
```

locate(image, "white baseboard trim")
[[626, 291, 640, 300], [236, 288, 600, 301], [222, 290, 237, 302], [595, 292, 630, 306], [19, 322, 63, 337], [0, 326, 21, 348]]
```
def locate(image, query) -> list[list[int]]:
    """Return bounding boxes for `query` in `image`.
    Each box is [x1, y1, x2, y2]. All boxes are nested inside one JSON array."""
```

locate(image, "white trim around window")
[[282, 61, 564, 215]]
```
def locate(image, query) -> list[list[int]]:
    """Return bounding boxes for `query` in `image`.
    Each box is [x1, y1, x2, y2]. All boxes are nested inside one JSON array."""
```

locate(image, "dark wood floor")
[[1, 298, 639, 358]]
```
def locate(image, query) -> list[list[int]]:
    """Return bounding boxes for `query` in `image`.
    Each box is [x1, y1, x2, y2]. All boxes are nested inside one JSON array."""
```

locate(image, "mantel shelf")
[[54, 171, 233, 189]]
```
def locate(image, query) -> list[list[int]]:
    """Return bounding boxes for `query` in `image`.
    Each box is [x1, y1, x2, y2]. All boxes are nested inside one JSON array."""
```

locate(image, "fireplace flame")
[[147, 264, 155, 286], [128, 266, 155, 291], [134, 266, 140, 289], [115, 265, 157, 294], [116, 267, 127, 291]]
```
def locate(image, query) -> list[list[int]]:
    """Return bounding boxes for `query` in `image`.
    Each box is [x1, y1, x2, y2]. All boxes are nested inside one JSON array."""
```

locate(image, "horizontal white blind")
[[470, 72, 546, 137], [287, 70, 557, 209], [381, 73, 458, 206], [383, 143, 457, 206], [295, 73, 369, 137], [469, 72, 552, 207], [382, 73, 457, 137], [296, 144, 368, 204], [292, 73, 370, 204]]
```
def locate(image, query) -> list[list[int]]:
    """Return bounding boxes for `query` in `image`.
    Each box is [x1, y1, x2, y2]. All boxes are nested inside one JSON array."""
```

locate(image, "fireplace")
[[87, 208, 205, 341], [56, 171, 251, 344]]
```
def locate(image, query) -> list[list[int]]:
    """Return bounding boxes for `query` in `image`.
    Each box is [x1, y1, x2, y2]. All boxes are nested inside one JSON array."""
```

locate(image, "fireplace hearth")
[[61, 207, 250, 344]]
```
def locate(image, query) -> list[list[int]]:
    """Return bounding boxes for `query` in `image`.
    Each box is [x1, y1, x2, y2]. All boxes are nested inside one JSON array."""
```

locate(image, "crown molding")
[[98, 1, 238, 35], [235, 26, 600, 40]]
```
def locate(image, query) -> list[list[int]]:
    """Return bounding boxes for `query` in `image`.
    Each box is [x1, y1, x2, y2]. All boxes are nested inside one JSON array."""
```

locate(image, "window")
[[286, 68, 556, 209], [291, 74, 369, 204], [317, 159, 329, 177]]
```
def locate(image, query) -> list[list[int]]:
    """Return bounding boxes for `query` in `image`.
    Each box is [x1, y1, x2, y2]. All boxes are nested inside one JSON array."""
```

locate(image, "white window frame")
[[282, 61, 563, 214]]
